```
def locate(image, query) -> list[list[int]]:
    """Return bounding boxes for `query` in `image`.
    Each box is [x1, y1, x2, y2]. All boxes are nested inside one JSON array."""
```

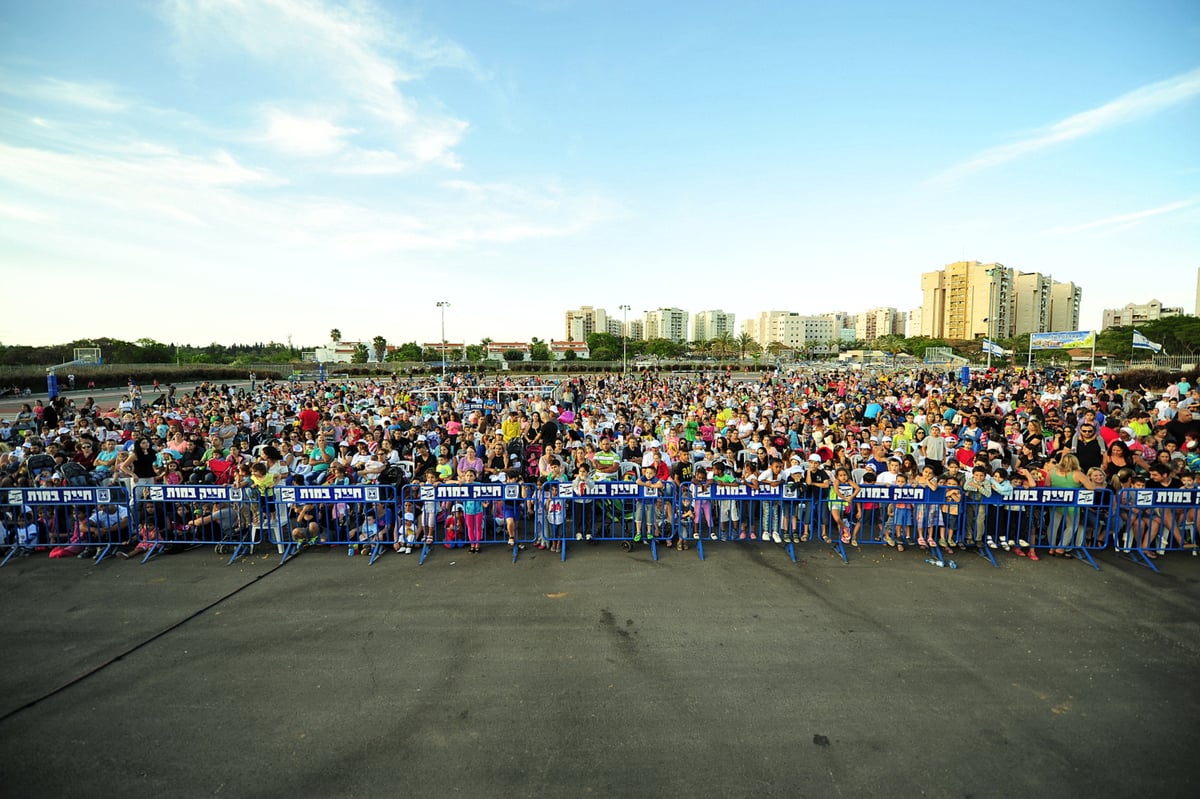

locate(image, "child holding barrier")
[[634, 463, 664, 544], [827, 467, 859, 545]]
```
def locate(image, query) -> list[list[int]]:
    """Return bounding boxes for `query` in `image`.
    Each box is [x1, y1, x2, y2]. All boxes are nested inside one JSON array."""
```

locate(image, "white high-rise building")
[[644, 308, 690, 344], [692, 310, 736, 343], [564, 306, 608, 341]]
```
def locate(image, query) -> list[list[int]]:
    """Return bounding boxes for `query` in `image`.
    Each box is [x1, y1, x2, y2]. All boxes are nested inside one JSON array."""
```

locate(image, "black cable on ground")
[[0, 555, 291, 725]]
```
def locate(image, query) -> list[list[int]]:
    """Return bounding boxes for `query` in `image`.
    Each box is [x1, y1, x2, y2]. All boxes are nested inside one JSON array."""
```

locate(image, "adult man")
[[83, 502, 131, 559], [1071, 422, 1104, 473], [592, 436, 620, 481]]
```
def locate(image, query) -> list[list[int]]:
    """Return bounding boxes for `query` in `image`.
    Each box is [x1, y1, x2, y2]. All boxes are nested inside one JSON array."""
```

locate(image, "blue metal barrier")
[[682, 482, 800, 562], [552, 481, 675, 561], [400, 482, 537, 564], [1, 485, 131, 565], [268, 484, 398, 564], [131, 484, 270, 564], [1115, 487, 1200, 573]]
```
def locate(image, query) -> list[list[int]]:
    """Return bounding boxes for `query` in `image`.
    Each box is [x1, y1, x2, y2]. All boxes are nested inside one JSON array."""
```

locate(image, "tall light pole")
[[985, 268, 997, 369], [436, 301, 450, 383], [619, 304, 630, 375]]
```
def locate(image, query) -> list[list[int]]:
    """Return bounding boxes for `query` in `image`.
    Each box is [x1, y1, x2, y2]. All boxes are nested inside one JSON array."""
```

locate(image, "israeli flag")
[[1132, 330, 1162, 353], [982, 338, 1005, 356]]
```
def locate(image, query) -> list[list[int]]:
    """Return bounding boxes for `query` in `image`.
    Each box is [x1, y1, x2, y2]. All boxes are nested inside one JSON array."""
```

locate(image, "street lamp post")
[[619, 304, 630, 375], [985, 269, 997, 369], [436, 301, 450, 383]]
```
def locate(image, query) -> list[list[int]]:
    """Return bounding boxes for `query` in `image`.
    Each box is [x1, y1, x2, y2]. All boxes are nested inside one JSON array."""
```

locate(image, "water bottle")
[[947, 560, 958, 569], [925, 558, 944, 568]]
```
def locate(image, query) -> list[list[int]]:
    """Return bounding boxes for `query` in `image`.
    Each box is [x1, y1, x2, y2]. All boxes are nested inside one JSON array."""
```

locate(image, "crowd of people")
[[1, 365, 1198, 562]]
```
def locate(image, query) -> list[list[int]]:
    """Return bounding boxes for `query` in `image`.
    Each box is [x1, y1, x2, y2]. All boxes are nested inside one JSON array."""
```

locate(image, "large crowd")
[[1, 365, 1198, 561]]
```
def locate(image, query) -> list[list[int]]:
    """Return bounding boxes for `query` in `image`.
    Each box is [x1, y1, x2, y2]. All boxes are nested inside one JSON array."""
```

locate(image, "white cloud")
[[1049, 199, 1195, 234], [162, 0, 473, 168], [0, 74, 131, 113], [259, 109, 356, 156], [930, 66, 1200, 184]]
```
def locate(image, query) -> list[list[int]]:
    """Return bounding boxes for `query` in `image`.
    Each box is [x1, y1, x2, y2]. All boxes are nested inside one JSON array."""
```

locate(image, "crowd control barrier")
[[551, 481, 678, 562], [812, 485, 979, 566], [976, 486, 1114, 570], [1116, 487, 1200, 573], [132, 484, 270, 564], [1, 485, 131, 566], [400, 481, 538, 564], [682, 482, 801, 562], [269, 484, 398, 564]]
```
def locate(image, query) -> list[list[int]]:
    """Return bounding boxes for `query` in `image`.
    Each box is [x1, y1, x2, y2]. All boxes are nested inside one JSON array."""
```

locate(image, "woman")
[[1046, 453, 1089, 557], [119, 437, 159, 487], [1104, 440, 1149, 479]]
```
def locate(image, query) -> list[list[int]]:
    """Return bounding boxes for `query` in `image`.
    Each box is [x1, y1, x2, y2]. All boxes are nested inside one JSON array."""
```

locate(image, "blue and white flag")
[[1132, 330, 1162, 353], [982, 338, 1005, 356]]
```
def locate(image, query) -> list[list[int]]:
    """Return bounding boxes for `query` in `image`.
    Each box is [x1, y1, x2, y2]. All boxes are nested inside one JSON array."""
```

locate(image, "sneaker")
[[92, 548, 104, 561], [771, 532, 782, 544], [404, 546, 412, 554], [585, 534, 592, 541], [634, 533, 642, 543], [1000, 539, 1011, 552], [576, 532, 583, 541], [1017, 539, 1030, 548], [883, 534, 895, 547], [76, 548, 93, 560], [738, 532, 746, 540], [710, 532, 718, 541], [987, 539, 998, 550]]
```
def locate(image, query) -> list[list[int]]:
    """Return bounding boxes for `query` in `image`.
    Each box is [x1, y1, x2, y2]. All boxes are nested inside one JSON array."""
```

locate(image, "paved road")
[[0, 542, 1195, 798]]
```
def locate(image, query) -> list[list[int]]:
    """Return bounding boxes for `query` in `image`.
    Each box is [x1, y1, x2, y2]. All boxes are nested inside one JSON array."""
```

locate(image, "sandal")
[[820, 533, 831, 544], [507, 538, 516, 547], [1027, 549, 1039, 561], [896, 541, 905, 552], [840, 529, 851, 544], [800, 533, 809, 543]]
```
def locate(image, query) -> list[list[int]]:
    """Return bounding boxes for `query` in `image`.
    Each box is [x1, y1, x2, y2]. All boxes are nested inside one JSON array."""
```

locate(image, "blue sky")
[[1, 0, 1197, 349]]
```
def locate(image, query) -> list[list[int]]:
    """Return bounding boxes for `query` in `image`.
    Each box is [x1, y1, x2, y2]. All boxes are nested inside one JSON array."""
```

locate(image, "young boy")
[[634, 463, 664, 544], [962, 465, 993, 548]]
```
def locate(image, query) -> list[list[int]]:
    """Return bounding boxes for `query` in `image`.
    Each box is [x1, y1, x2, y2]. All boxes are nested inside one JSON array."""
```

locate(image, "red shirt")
[[299, 408, 320, 431]]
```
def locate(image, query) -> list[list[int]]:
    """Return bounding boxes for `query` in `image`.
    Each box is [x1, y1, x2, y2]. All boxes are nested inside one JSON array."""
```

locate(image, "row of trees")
[[3, 317, 1195, 369]]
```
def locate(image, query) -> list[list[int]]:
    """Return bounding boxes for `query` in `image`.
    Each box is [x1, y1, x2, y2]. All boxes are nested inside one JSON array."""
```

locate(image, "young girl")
[[443, 504, 466, 549], [459, 470, 485, 553], [828, 467, 859, 545]]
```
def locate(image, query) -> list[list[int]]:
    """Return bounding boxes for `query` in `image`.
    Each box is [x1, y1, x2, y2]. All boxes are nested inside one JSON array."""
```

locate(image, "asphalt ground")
[[0, 541, 1196, 799]]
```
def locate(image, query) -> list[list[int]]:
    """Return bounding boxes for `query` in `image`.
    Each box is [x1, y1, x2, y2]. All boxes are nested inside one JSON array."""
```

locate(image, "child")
[[677, 494, 694, 550], [418, 470, 439, 546], [989, 468, 1014, 551], [712, 461, 740, 541], [849, 470, 879, 547], [393, 507, 417, 554], [962, 465, 993, 548], [349, 509, 380, 557], [13, 510, 40, 557], [828, 467, 859, 545], [918, 473, 944, 550], [890, 473, 913, 551], [1007, 471, 1039, 560], [50, 507, 89, 559], [634, 463, 664, 544], [444, 504, 466, 549], [690, 467, 714, 542], [459, 470, 486, 553], [542, 483, 564, 552], [942, 475, 962, 552]]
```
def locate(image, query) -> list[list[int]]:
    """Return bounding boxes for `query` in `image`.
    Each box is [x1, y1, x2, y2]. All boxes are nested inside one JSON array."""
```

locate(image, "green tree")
[[711, 332, 735, 358], [372, 336, 387, 362], [736, 332, 756, 358], [351, 343, 369, 363], [466, 344, 484, 362], [503, 350, 525, 362], [387, 341, 423, 362], [330, 329, 342, 344], [563, 349, 577, 361], [530, 338, 551, 361]]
